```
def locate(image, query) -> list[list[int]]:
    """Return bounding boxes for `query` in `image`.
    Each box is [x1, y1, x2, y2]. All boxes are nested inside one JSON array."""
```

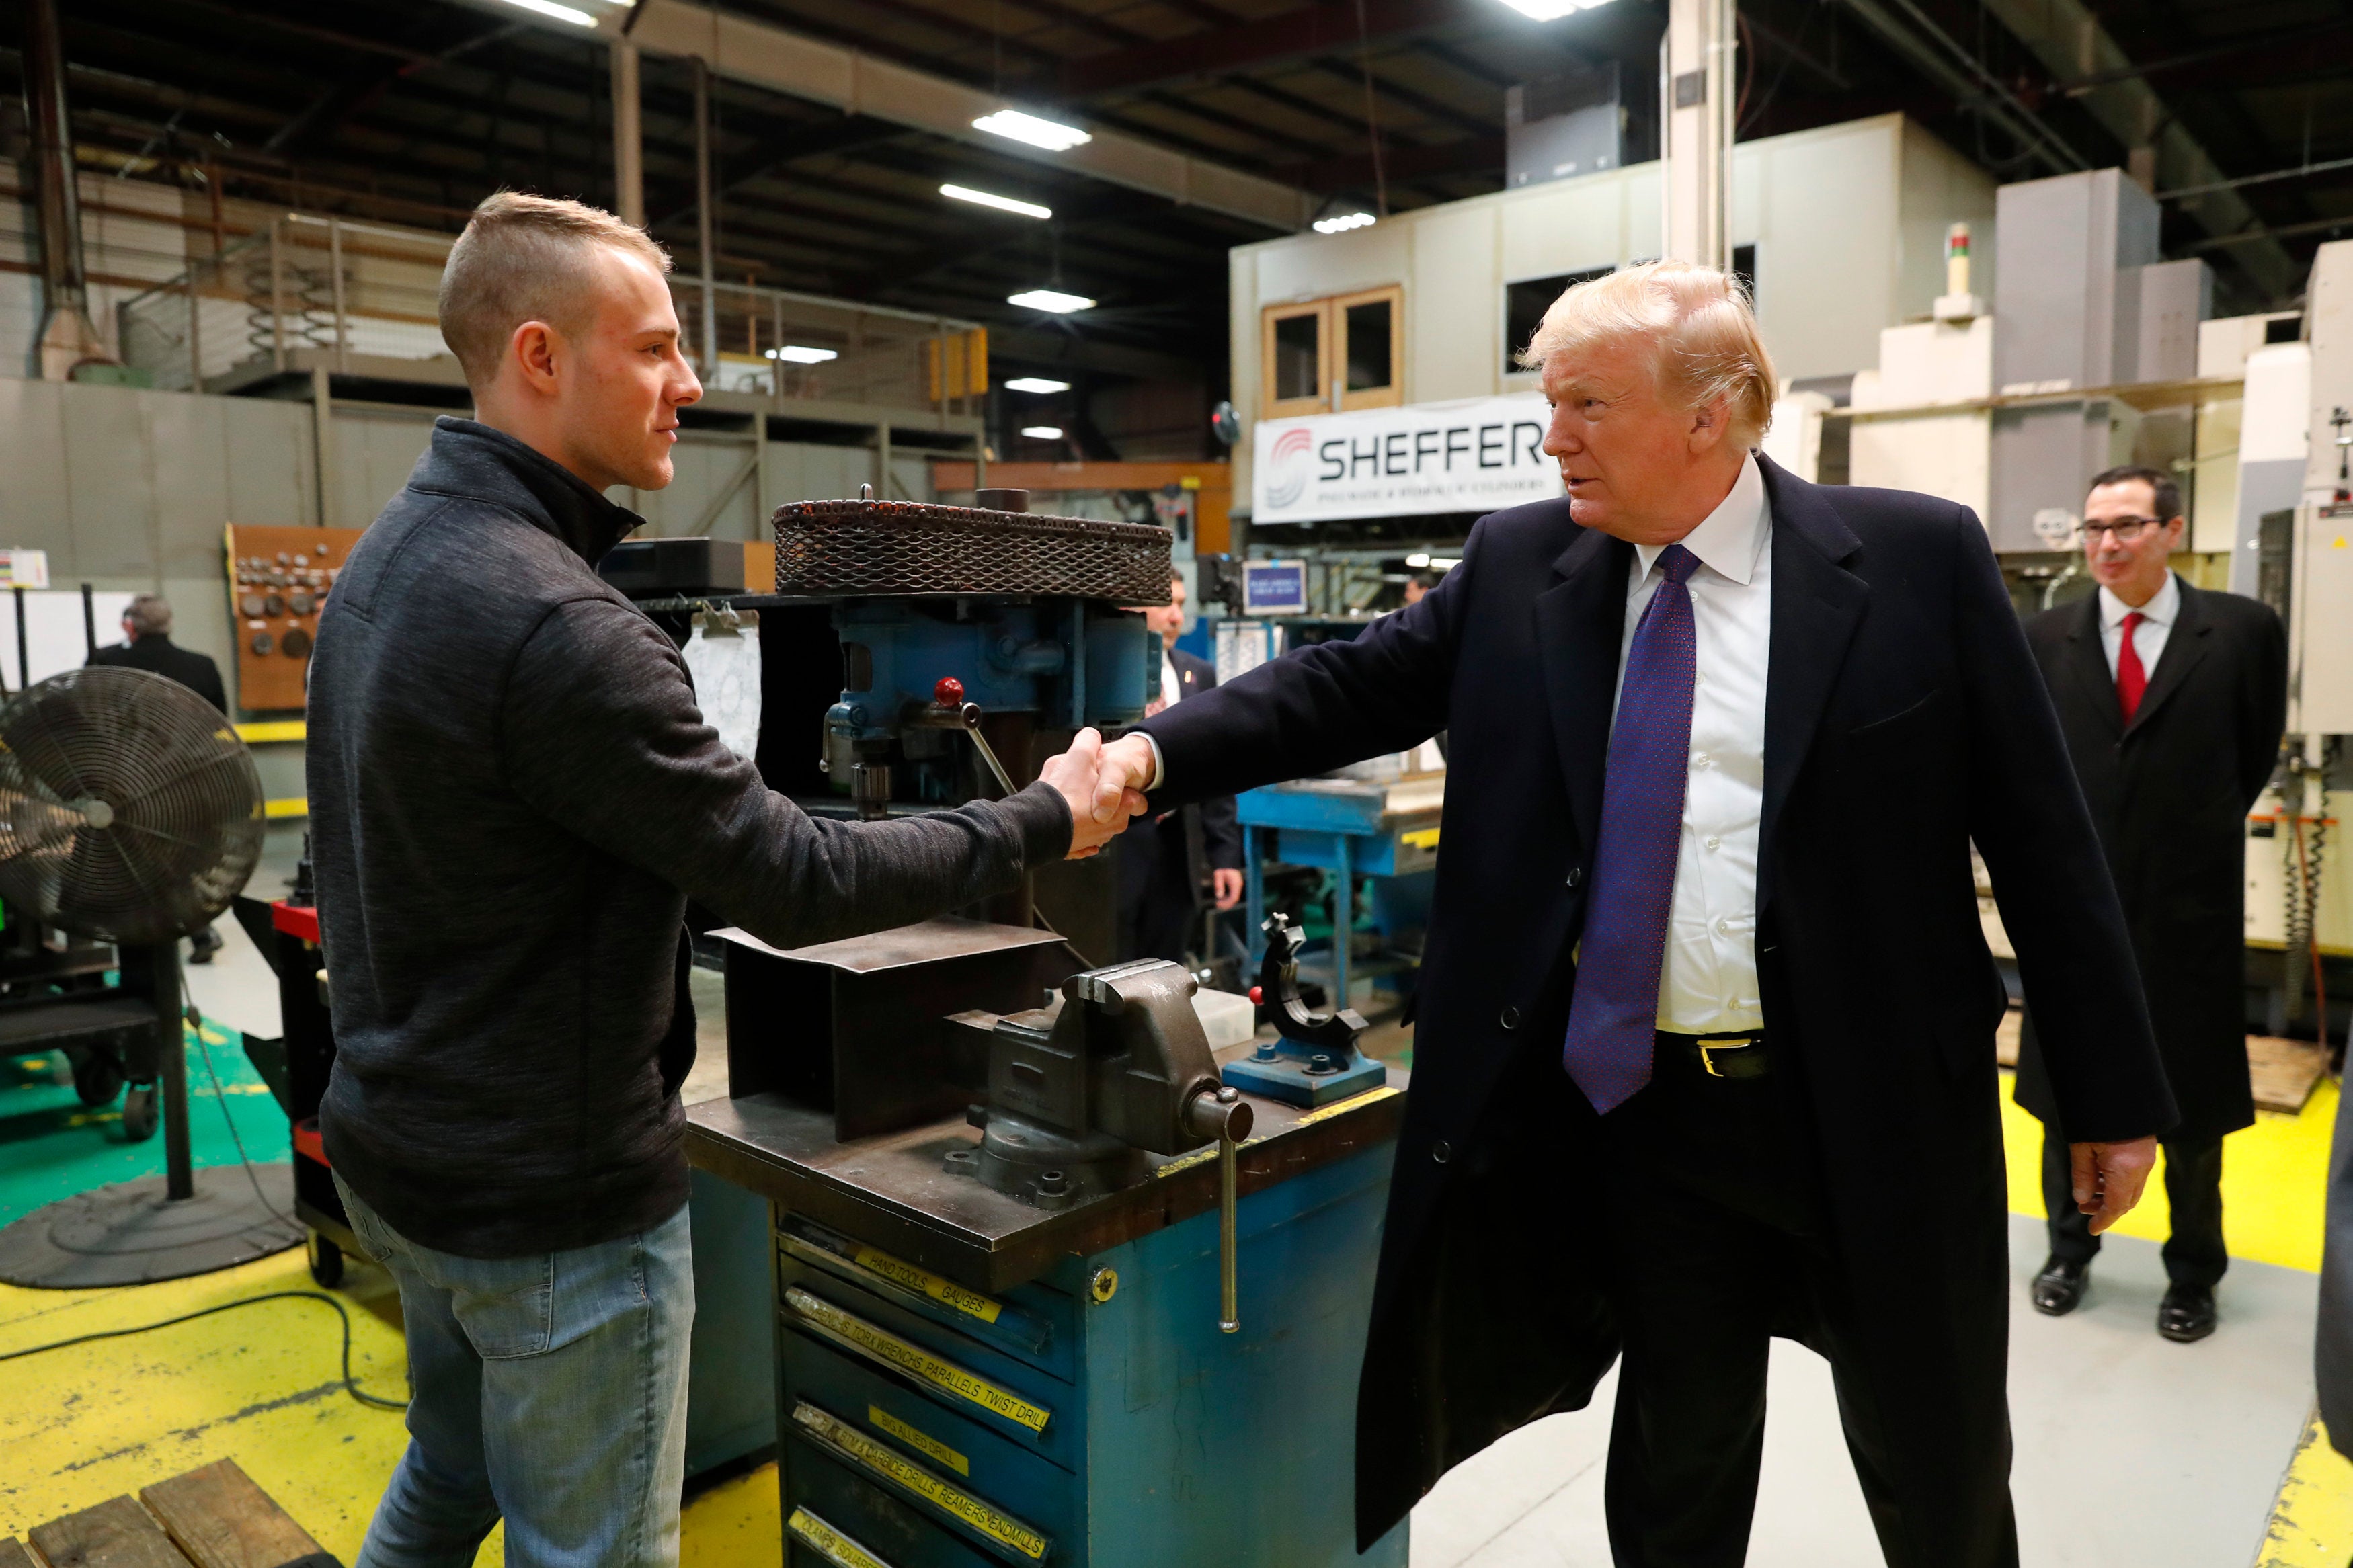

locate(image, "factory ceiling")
[[7, 0, 2352, 382]]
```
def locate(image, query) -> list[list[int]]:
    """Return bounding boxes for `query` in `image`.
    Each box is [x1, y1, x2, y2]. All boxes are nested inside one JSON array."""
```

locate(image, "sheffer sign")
[[1251, 394, 1563, 524]]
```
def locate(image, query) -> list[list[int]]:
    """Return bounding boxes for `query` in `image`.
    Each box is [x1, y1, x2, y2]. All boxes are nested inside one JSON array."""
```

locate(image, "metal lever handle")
[[934, 679, 1019, 797], [1184, 1087, 1252, 1333], [1218, 1128, 1239, 1333]]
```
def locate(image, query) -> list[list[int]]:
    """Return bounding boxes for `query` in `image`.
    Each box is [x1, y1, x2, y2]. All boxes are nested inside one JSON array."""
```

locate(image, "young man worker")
[[2015, 464, 2286, 1342], [307, 193, 1142, 1567]]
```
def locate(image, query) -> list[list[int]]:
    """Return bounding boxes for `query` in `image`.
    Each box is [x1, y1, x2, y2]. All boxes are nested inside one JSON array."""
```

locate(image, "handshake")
[[1039, 729, 1161, 858]]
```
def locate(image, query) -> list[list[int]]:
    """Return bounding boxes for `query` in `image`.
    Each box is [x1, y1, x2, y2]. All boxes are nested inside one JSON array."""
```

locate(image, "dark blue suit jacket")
[[1140, 454, 2172, 1552]]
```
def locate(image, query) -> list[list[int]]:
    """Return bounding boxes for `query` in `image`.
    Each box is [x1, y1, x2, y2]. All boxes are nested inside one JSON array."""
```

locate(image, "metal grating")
[[772, 499, 1172, 602]]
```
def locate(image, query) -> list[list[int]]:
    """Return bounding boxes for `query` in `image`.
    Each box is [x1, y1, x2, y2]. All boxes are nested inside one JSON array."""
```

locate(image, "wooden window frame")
[[1333, 286, 1404, 411], [1261, 300, 1330, 419]]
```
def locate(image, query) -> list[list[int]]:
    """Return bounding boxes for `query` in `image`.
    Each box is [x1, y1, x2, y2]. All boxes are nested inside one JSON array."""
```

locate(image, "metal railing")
[[118, 210, 986, 421]]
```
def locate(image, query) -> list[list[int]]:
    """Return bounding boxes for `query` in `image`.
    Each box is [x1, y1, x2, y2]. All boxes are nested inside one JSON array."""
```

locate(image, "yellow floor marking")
[[2257, 1411, 2353, 1567], [2000, 1069, 2335, 1274], [681, 1462, 781, 1568]]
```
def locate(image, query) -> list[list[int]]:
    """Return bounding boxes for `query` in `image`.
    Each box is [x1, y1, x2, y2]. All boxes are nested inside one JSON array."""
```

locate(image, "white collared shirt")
[[1615, 453, 1771, 1034], [2098, 572, 2178, 682]]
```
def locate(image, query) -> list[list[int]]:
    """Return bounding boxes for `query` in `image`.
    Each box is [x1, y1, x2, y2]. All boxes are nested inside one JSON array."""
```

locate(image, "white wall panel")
[[1412, 206, 1498, 404]]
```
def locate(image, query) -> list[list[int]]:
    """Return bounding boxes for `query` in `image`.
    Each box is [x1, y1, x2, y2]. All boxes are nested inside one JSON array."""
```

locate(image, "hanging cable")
[[1351, 0, 1388, 218]]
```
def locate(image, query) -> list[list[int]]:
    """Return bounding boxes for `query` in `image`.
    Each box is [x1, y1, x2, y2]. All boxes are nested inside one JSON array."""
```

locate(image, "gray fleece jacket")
[[309, 418, 1070, 1257]]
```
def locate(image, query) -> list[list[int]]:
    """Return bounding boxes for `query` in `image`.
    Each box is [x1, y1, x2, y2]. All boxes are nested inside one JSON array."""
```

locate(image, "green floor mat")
[[0, 1015, 290, 1229]]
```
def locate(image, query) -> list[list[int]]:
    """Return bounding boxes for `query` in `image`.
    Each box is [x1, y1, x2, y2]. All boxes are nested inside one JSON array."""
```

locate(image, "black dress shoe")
[[2158, 1285, 2217, 1343], [2032, 1256, 2088, 1315]]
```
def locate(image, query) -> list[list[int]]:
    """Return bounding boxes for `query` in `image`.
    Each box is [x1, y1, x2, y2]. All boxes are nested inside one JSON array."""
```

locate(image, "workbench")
[[686, 1053, 1408, 1567], [1237, 775, 1443, 1007]]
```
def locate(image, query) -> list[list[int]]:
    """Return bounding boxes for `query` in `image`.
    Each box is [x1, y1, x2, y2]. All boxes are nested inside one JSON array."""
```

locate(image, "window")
[[1261, 286, 1403, 416], [1504, 266, 1613, 376], [1503, 251, 1755, 376]]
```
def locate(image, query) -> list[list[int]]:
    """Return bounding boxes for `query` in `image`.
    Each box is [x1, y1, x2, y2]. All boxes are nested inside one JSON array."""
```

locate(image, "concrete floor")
[[1406, 1215, 2319, 1568]]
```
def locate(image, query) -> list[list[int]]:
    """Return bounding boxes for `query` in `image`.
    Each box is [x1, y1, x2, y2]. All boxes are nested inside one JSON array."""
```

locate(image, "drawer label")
[[852, 1244, 1005, 1325], [787, 1506, 893, 1568], [787, 1288, 1052, 1434], [797, 1403, 1048, 1561], [869, 1405, 969, 1476]]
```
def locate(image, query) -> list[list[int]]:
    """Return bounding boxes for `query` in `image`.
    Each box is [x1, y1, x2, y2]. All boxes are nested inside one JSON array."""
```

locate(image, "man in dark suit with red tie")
[[2015, 466, 2286, 1342], [1085, 262, 2172, 1567]]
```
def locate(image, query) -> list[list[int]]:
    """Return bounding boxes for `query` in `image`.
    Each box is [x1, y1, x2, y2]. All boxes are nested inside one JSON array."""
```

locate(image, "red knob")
[[934, 677, 965, 708], [1248, 985, 1263, 1005]]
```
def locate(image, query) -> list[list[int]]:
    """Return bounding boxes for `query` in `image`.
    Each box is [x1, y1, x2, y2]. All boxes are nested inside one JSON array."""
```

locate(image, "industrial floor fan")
[[0, 666, 292, 1287]]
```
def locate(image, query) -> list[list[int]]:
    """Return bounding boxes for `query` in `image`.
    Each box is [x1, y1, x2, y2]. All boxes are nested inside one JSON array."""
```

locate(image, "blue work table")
[[1237, 776, 1444, 1007]]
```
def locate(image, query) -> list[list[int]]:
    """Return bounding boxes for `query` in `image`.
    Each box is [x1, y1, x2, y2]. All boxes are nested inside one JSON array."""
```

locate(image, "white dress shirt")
[[1157, 650, 1182, 713], [1615, 454, 1771, 1034], [2097, 571, 2178, 681]]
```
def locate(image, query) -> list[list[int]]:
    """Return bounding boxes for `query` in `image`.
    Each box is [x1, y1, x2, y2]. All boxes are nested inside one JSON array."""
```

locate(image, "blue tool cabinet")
[[763, 1145, 1408, 1568]]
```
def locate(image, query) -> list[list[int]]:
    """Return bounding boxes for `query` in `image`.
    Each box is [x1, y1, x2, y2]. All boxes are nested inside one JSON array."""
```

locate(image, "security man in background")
[[2016, 464, 2286, 1342], [89, 593, 229, 961], [1118, 569, 1242, 964]]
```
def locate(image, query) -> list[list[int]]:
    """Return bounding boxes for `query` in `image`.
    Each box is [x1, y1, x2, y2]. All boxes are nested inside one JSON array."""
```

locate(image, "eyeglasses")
[[2078, 517, 2166, 543]]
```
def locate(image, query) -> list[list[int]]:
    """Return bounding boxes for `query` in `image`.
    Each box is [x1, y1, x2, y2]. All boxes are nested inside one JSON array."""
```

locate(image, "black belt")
[[1658, 1030, 1771, 1080]]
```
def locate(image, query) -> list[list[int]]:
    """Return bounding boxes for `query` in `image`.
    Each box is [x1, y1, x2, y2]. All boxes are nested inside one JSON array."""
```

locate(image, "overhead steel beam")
[[612, 0, 1312, 234], [1060, 0, 1478, 100], [1834, 0, 2087, 178], [1973, 0, 2300, 301]]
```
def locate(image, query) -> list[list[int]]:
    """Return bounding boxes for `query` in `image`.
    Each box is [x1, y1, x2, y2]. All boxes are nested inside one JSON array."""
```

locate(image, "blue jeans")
[[337, 1177, 694, 1568]]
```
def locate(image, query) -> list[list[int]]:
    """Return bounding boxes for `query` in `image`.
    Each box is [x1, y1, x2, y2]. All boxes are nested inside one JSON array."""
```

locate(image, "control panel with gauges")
[[223, 524, 364, 712]]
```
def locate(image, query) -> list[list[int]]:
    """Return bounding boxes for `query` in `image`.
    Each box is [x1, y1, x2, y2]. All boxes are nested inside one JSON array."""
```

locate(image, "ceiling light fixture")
[[941, 184, 1053, 220], [1491, 0, 1616, 18], [973, 110, 1092, 153], [1313, 212, 1378, 234], [765, 345, 838, 364], [1004, 377, 1071, 393], [1008, 288, 1095, 314], [1021, 425, 1065, 440], [495, 0, 599, 24], [1405, 552, 1431, 567]]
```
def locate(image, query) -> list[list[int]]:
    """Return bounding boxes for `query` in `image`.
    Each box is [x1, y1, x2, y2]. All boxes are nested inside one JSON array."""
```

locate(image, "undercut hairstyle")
[[1517, 259, 1778, 449], [125, 594, 171, 636], [2088, 464, 2182, 526], [437, 192, 671, 388]]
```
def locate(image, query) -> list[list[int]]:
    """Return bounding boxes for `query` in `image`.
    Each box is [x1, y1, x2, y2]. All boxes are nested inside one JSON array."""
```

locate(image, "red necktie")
[[2116, 611, 2148, 723]]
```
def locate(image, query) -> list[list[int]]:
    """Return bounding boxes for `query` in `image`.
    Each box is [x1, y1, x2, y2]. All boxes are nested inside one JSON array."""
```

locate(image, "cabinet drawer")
[[781, 1282, 1080, 1467], [778, 1216, 1077, 1380], [779, 1325, 1079, 1543], [788, 1447, 1004, 1568], [789, 1400, 1055, 1565]]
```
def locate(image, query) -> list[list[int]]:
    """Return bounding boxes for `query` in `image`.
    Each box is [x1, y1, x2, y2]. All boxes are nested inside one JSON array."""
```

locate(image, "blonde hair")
[[438, 192, 671, 388], [1517, 260, 1776, 448]]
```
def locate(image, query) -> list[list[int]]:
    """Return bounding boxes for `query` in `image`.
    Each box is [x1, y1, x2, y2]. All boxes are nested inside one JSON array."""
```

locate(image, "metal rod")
[[14, 587, 28, 692], [1218, 1130, 1240, 1333], [958, 704, 1019, 796], [80, 582, 95, 657], [327, 216, 349, 372], [693, 56, 718, 382], [156, 943, 192, 1202], [611, 38, 645, 226]]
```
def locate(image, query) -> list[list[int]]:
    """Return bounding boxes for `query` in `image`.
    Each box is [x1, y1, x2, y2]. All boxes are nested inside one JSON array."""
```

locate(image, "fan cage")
[[0, 667, 266, 946]]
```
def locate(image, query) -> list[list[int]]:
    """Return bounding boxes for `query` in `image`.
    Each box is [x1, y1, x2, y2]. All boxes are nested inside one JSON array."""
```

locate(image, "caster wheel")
[[71, 1052, 123, 1108], [120, 1083, 159, 1142], [307, 1233, 345, 1290]]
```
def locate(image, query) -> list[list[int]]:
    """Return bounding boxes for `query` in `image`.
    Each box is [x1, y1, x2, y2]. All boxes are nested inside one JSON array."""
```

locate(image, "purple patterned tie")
[[1562, 543, 1700, 1114]]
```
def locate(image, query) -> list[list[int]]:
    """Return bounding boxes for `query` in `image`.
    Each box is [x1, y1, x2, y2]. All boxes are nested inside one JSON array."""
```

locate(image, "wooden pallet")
[[4, 1460, 335, 1568], [1996, 1010, 2335, 1118]]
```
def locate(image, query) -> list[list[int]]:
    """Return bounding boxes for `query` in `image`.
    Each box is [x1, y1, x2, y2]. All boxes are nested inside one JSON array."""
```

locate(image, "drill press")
[[683, 491, 1408, 1567]]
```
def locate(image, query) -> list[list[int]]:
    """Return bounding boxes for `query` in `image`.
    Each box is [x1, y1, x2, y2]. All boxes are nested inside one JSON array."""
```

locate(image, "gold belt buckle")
[[1699, 1038, 1756, 1077]]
